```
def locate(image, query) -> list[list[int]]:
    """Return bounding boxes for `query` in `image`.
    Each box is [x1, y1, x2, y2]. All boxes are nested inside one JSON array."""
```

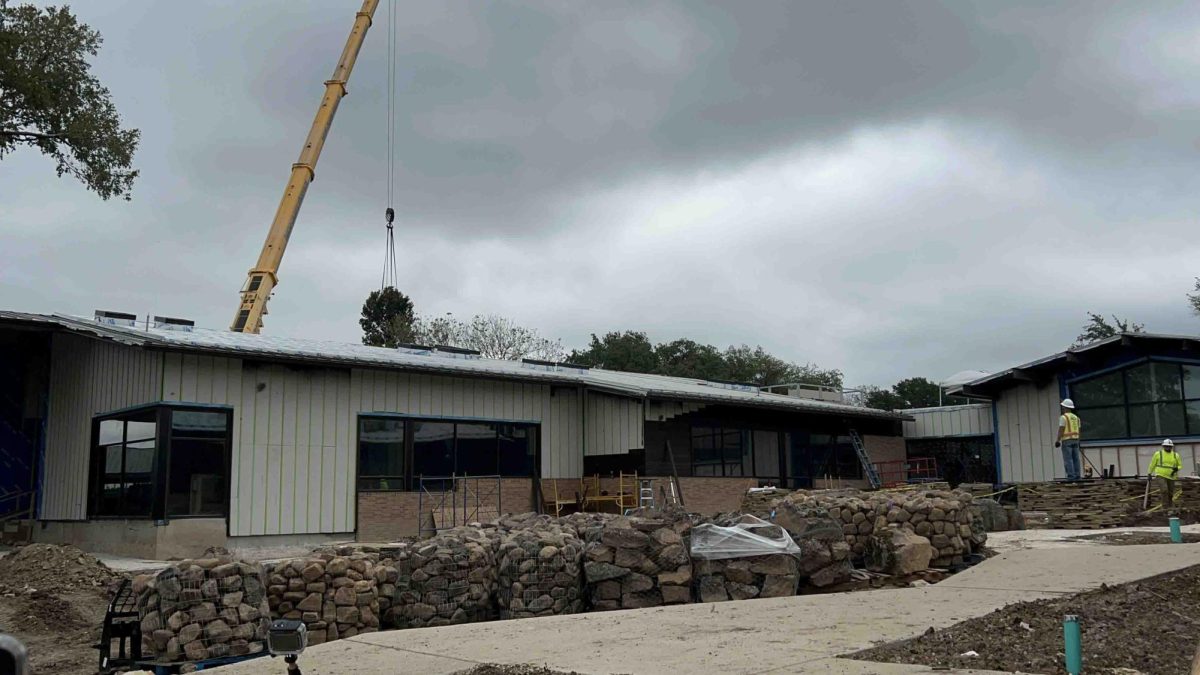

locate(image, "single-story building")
[[951, 332, 1200, 483], [0, 310, 906, 558]]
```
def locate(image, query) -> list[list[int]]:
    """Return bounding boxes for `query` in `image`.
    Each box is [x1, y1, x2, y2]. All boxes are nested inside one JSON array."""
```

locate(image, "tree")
[[360, 287, 415, 348], [849, 385, 907, 411], [892, 377, 944, 409], [569, 331, 658, 373], [1074, 312, 1144, 347], [653, 339, 725, 380], [0, 3, 140, 199], [722, 344, 843, 388], [411, 313, 565, 361], [1188, 278, 1200, 318]]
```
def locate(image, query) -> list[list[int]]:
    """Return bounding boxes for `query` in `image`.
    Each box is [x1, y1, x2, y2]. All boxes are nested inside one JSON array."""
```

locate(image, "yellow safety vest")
[[1150, 450, 1182, 479], [1061, 412, 1081, 441]]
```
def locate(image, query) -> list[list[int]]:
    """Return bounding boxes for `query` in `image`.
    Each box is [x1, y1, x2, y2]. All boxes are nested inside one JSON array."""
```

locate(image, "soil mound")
[[0, 544, 117, 594]]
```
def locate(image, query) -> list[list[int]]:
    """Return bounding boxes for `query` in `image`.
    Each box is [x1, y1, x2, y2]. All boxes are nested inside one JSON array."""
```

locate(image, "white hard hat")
[[1061, 398, 1075, 409], [1162, 438, 1175, 448]]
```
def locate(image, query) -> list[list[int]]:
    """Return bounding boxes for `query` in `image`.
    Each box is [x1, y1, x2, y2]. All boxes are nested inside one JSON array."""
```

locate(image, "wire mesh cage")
[[134, 559, 269, 663], [495, 526, 583, 619]]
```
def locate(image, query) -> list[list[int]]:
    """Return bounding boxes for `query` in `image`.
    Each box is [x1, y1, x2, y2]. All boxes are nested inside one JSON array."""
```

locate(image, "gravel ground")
[[450, 666, 585, 675], [852, 564, 1200, 675], [1072, 531, 1200, 545]]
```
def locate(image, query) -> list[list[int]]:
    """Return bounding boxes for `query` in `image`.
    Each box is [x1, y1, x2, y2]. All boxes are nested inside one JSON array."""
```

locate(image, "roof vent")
[[153, 315, 194, 332], [94, 310, 137, 328]]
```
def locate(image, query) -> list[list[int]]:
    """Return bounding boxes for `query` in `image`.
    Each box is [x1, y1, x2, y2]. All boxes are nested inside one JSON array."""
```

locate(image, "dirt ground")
[[0, 544, 126, 675], [1073, 531, 1200, 545], [853, 563, 1200, 675], [450, 666, 584, 675]]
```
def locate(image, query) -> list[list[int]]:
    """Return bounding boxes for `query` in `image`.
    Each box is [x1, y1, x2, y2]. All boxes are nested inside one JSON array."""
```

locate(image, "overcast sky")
[[3, 1, 1200, 387]]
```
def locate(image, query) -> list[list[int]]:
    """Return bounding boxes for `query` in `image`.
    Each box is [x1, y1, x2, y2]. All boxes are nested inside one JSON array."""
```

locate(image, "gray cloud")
[[3, 1, 1200, 387]]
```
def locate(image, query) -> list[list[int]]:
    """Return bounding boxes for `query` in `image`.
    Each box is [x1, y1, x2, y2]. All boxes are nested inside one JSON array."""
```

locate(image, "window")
[[1072, 361, 1200, 441], [356, 415, 539, 491], [690, 426, 752, 477], [357, 418, 406, 490], [786, 432, 863, 485], [89, 405, 231, 519]]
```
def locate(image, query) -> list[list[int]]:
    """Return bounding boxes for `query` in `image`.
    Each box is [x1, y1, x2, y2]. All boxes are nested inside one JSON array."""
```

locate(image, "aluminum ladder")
[[638, 478, 656, 509], [848, 429, 881, 489]]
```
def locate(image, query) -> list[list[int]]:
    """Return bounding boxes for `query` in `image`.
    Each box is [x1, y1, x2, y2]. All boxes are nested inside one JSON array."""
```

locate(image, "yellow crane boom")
[[232, 0, 380, 333]]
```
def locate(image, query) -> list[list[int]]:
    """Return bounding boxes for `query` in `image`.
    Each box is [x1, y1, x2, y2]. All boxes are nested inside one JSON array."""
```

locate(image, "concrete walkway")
[[214, 541, 1200, 675]]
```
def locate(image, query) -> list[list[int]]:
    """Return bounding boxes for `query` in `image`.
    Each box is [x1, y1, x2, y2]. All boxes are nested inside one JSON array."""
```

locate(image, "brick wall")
[[357, 478, 539, 542], [864, 434, 907, 482]]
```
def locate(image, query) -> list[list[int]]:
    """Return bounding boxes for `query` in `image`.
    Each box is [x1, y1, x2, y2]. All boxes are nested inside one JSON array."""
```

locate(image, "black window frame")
[[689, 425, 753, 477], [87, 403, 233, 522], [356, 414, 541, 492], [1071, 359, 1200, 442]]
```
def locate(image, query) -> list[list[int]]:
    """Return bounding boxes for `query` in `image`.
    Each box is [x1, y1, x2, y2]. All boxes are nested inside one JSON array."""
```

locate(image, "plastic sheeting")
[[689, 515, 803, 561]]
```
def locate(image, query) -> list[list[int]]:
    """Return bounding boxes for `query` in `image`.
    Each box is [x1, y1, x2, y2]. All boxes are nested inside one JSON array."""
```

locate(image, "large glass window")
[[357, 418, 406, 490], [1073, 361, 1200, 441], [690, 426, 752, 477], [167, 410, 230, 516], [89, 406, 231, 519], [786, 432, 863, 485], [357, 416, 539, 491]]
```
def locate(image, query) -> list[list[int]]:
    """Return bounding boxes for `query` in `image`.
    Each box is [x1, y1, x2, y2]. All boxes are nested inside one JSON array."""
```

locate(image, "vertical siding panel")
[[321, 370, 338, 533], [472, 379, 485, 419], [264, 369, 285, 535], [453, 378, 466, 417], [234, 367, 257, 536], [250, 367, 271, 535], [417, 375, 432, 416], [305, 372, 324, 533], [179, 355, 197, 402], [292, 372, 311, 534], [278, 370, 298, 534], [335, 372, 352, 533], [373, 369, 386, 413]]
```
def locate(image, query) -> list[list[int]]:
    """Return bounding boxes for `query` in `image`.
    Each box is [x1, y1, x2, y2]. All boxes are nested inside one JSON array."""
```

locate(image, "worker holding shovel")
[[1148, 439, 1183, 509], [1055, 398, 1082, 480]]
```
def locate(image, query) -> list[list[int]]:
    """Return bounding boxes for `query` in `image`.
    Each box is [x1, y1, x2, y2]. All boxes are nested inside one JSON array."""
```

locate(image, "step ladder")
[[638, 479, 655, 510], [848, 429, 881, 489]]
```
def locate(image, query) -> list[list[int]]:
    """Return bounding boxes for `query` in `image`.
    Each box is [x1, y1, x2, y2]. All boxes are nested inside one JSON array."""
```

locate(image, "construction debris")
[[133, 558, 270, 662], [1019, 478, 1200, 529], [0, 543, 117, 594], [691, 516, 802, 602]]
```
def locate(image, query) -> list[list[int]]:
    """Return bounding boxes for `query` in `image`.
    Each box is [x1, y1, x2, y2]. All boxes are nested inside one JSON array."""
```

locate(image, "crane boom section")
[[232, 0, 380, 333]]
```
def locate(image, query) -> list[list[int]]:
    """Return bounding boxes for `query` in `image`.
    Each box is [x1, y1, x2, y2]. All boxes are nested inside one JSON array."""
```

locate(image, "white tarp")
[[689, 515, 803, 560]]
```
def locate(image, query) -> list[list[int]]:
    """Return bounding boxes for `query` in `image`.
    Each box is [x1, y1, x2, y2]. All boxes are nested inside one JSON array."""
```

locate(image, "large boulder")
[[974, 498, 1008, 532], [864, 527, 933, 576]]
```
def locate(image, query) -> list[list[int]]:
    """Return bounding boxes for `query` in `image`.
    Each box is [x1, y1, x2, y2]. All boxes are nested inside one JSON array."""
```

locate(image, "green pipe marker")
[[1063, 614, 1082, 675], [1170, 516, 1182, 543]]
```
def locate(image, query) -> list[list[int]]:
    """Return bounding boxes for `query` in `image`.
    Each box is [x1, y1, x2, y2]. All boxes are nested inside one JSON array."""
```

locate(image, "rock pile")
[[769, 501, 853, 587], [133, 558, 269, 663], [558, 511, 618, 543], [495, 525, 584, 619], [265, 552, 382, 646], [691, 517, 801, 602], [394, 529, 496, 628], [0, 543, 117, 594], [583, 516, 693, 610], [863, 527, 933, 575], [781, 489, 983, 567]]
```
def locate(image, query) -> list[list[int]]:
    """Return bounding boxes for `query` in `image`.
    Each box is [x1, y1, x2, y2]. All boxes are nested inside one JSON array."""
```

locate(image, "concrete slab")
[[212, 541, 1200, 675], [985, 523, 1200, 553]]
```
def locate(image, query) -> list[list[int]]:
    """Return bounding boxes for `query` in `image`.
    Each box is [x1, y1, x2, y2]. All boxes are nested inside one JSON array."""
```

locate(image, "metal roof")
[[0, 311, 906, 421], [951, 332, 1200, 398]]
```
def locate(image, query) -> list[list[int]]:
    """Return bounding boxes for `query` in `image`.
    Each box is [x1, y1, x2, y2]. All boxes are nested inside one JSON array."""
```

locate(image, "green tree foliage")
[[570, 332, 842, 387], [1188, 278, 1200, 318], [0, 3, 140, 199], [360, 287, 416, 348], [570, 331, 658, 373], [653, 339, 725, 380], [1074, 312, 1144, 347], [854, 377, 970, 411]]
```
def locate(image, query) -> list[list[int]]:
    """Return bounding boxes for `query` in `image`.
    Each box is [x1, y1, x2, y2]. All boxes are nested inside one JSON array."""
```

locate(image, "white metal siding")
[[585, 392, 644, 456], [42, 334, 162, 520], [1083, 442, 1198, 479], [995, 378, 1063, 482], [902, 405, 993, 439], [348, 368, 586, 480]]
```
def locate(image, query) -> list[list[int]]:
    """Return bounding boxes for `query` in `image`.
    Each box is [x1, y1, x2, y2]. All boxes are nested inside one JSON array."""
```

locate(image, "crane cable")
[[381, 0, 398, 291]]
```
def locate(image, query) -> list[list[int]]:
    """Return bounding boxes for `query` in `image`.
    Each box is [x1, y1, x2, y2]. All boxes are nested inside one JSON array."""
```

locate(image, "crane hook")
[[385, 207, 395, 225]]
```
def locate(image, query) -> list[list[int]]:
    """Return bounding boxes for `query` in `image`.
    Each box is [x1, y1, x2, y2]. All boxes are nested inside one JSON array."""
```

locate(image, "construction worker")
[[1148, 439, 1183, 509], [1055, 398, 1082, 480]]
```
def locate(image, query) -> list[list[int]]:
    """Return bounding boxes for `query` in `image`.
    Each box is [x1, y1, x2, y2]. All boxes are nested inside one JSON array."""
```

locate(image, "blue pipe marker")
[[1063, 615, 1082, 674], [1170, 516, 1182, 543]]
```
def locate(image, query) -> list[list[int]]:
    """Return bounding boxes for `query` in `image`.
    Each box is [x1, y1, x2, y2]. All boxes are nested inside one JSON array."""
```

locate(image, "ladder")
[[638, 479, 655, 510], [848, 429, 881, 489]]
